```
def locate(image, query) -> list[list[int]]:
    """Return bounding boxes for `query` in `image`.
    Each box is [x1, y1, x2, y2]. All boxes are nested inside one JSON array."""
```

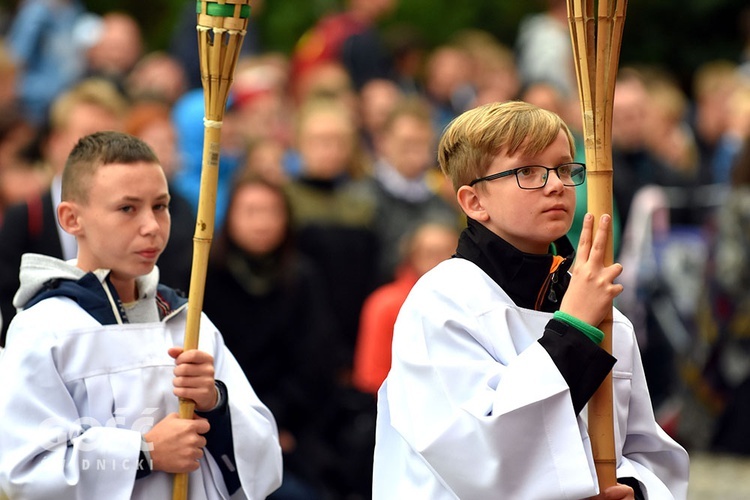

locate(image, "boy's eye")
[[558, 164, 572, 176], [154, 203, 169, 211], [120, 206, 134, 213], [517, 167, 535, 177]]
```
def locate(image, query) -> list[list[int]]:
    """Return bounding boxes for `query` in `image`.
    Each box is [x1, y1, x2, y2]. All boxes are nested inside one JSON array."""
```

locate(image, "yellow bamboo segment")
[[605, 0, 628, 149], [173, 2, 250, 498], [567, 0, 628, 492], [181, 124, 221, 353], [586, 178, 617, 489], [570, 0, 597, 172], [596, 0, 615, 152]]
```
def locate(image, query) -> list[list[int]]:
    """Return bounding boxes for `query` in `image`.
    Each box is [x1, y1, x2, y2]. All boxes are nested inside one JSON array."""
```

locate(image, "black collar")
[[298, 175, 345, 191], [454, 218, 575, 312]]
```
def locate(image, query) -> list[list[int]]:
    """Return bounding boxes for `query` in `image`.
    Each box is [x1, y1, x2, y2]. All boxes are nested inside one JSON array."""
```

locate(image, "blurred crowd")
[[2, 0, 750, 498]]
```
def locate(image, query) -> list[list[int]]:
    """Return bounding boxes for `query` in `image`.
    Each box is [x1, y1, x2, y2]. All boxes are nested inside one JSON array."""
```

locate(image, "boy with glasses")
[[373, 101, 689, 499]]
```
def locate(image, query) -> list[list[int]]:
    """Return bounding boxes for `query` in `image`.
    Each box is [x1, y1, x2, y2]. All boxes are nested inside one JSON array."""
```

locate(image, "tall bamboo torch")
[[173, 1, 251, 498], [567, 0, 627, 491]]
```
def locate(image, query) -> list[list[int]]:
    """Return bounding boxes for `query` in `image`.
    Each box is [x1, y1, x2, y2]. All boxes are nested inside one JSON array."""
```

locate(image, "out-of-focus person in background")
[[290, 0, 397, 93], [0, 78, 127, 345], [170, 87, 243, 229], [689, 60, 743, 185], [284, 97, 376, 371], [283, 97, 380, 499], [202, 174, 337, 500], [701, 136, 750, 456], [83, 11, 143, 92], [240, 137, 289, 187], [125, 51, 189, 106], [358, 77, 403, 157], [515, 0, 577, 101], [611, 68, 693, 230], [230, 55, 295, 152], [353, 221, 459, 395], [364, 96, 461, 284], [5, 0, 95, 124], [0, 41, 39, 223], [641, 67, 699, 180], [452, 29, 520, 107], [422, 44, 474, 134]]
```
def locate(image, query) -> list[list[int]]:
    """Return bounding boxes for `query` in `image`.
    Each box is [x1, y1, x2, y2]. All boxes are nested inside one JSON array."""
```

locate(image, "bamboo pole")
[[173, 1, 251, 498], [567, 0, 628, 491]]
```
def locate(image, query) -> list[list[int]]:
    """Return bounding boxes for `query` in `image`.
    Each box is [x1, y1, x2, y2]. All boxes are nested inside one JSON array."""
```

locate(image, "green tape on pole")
[[196, 1, 251, 18]]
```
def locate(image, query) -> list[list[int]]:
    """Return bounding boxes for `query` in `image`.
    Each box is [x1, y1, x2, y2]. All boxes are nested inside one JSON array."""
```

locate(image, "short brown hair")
[[437, 101, 574, 191], [61, 131, 159, 204]]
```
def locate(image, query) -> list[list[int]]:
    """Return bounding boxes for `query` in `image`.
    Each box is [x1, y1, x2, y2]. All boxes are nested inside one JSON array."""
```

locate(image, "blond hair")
[[437, 101, 574, 191], [692, 60, 739, 99], [382, 96, 433, 134], [49, 78, 129, 132], [295, 96, 371, 179]]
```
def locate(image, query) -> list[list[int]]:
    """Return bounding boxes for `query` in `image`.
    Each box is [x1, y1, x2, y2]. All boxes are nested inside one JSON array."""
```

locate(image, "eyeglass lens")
[[517, 164, 585, 189]]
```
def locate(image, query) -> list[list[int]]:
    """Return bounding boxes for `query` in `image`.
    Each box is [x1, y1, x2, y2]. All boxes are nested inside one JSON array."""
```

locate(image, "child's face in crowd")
[[228, 183, 288, 256], [66, 162, 170, 288], [409, 225, 458, 277], [298, 110, 355, 179], [382, 115, 435, 180], [463, 129, 575, 254]]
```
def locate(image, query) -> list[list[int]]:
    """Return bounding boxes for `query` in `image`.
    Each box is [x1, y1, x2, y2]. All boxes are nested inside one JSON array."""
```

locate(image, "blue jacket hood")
[[15, 254, 187, 325]]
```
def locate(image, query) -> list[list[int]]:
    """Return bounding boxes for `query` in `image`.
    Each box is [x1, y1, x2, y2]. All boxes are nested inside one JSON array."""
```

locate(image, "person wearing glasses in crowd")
[[372, 101, 689, 499]]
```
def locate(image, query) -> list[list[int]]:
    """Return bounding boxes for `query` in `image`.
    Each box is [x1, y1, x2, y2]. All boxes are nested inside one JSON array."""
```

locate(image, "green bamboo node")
[[196, 1, 251, 18]]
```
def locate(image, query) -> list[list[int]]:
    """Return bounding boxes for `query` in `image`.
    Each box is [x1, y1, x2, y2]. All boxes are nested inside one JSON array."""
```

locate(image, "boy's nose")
[[141, 210, 161, 234], [546, 169, 566, 190]]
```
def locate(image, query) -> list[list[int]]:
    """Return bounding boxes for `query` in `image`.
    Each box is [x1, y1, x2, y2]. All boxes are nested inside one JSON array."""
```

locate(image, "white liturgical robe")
[[0, 294, 282, 499], [373, 258, 689, 499]]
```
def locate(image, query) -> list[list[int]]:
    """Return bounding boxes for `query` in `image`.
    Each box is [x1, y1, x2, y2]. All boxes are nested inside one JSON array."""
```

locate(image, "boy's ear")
[[57, 201, 83, 236], [456, 185, 489, 222]]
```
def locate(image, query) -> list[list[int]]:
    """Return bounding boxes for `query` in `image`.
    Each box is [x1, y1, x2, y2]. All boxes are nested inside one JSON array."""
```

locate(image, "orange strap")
[[535, 255, 565, 310]]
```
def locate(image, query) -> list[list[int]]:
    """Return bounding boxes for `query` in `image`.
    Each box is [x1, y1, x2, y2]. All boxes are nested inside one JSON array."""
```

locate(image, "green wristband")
[[553, 310, 605, 344]]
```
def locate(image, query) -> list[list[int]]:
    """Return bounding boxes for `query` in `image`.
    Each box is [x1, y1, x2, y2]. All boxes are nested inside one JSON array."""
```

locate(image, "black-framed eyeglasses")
[[468, 162, 586, 190]]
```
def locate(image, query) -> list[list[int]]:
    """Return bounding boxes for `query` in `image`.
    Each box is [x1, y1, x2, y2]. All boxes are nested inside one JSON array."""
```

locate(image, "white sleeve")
[[614, 316, 690, 499]]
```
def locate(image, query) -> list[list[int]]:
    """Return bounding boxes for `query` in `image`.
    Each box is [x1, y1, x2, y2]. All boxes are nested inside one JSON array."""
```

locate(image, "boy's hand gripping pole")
[[173, 2, 251, 499], [567, 0, 627, 492]]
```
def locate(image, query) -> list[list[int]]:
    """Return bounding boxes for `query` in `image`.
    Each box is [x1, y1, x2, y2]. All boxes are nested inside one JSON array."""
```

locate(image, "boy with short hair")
[[373, 101, 689, 499], [0, 131, 282, 498]]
